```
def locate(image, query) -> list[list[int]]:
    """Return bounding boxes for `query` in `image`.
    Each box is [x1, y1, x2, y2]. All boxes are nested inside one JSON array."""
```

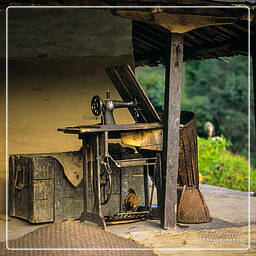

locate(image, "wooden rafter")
[[184, 37, 252, 60]]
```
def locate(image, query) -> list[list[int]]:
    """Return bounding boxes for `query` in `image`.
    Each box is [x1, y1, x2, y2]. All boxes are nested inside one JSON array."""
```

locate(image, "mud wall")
[[0, 8, 134, 214]]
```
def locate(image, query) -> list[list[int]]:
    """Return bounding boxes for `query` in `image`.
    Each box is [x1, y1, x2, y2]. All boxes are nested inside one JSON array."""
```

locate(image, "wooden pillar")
[[161, 33, 183, 229]]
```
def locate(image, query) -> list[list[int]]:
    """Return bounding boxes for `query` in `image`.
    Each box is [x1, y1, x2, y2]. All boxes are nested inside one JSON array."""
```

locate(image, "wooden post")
[[161, 33, 183, 229]]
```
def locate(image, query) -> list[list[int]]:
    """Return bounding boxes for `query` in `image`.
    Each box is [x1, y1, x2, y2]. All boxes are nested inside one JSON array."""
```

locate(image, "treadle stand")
[[78, 128, 160, 229]]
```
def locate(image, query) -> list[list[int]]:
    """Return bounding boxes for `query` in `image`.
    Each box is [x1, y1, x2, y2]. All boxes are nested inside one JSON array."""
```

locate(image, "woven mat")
[[0, 221, 157, 256]]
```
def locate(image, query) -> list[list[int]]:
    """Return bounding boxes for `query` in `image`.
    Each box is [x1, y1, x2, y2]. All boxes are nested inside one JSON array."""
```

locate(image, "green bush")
[[198, 136, 255, 192]]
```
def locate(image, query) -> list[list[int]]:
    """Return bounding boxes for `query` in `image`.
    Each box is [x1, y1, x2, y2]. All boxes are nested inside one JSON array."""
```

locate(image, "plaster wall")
[[0, 8, 134, 214], [2, 8, 133, 58]]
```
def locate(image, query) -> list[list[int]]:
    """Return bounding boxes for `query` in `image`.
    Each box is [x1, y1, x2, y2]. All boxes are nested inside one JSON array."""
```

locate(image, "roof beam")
[[113, 8, 249, 33]]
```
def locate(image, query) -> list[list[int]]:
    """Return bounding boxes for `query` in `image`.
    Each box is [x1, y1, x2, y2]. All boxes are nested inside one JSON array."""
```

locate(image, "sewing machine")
[[58, 64, 211, 229], [91, 90, 139, 125], [58, 67, 163, 228]]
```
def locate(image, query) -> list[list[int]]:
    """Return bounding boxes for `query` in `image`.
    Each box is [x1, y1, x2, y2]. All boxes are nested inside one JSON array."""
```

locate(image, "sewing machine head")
[[91, 91, 140, 125]]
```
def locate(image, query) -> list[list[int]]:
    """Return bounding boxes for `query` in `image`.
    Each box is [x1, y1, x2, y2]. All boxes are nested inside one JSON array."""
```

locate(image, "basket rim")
[[180, 110, 196, 130]]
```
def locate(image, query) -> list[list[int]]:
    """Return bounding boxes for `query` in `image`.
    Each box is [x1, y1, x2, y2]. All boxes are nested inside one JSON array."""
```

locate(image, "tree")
[[136, 56, 252, 160]]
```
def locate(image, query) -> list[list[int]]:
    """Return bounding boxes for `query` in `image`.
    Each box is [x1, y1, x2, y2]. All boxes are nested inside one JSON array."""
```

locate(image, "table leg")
[[144, 165, 149, 209], [80, 134, 106, 229], [80, 138, 88, 220]]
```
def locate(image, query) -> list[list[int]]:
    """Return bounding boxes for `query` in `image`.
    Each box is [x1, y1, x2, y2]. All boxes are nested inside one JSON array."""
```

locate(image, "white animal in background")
[[204, 121, 215, 137]]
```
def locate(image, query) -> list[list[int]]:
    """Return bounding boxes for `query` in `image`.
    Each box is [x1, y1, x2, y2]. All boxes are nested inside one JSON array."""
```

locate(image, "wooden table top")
[[57, 122, 162, 135]]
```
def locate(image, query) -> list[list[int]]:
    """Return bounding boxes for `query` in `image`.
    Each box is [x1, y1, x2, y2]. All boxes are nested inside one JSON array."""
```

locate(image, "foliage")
[[136, 56, 253, 159], [136, 65, 165, 113], [198, 136, 255, 192], [183, 56, 250, 156], [135, 56, 255, 191]]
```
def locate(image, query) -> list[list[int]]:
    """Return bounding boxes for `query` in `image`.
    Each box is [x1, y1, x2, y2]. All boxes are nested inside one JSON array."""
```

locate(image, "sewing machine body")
[[91, 92, 139, 125]]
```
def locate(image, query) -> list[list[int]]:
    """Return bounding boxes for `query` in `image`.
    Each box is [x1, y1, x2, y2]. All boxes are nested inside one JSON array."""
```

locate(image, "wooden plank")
[[10, 157, 26, 219], [8, 156, 16, 216], [80, 133, 106, 229], [203, 27, 230, 40], [184, 33, 204, 46], [217, 25, 241, 38], [143, 166, 149, 208], [107, 0, 224, 5], [32, 157, 55, 180], [189, 30, 216, 43], [62, 197, 83, 220], [161, 33, 183, 229], [184, 37, 250, 60], [58, 122, 163, 135], [133, 31, 163, 51], [33, 180, 53, 200], [133, 21, 168, 47], [105, 65, 161, 123], [114, 9, 239, 33], [31, 199, 54, 223], [121, 129, 163, 151], [133, 27, 167, 48]]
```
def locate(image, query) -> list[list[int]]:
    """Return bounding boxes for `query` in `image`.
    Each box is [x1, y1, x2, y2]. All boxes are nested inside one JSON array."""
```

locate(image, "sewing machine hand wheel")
[[91, 95, 103, 116]]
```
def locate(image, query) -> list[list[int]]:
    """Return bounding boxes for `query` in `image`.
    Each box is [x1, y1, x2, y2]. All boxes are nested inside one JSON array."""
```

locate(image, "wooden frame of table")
[[58, 123, 162, 229]]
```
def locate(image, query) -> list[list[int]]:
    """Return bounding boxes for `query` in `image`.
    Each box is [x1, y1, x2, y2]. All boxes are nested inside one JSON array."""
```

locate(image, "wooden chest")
[[9, 152, 145, 223], [9, 155, 84, 223]]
